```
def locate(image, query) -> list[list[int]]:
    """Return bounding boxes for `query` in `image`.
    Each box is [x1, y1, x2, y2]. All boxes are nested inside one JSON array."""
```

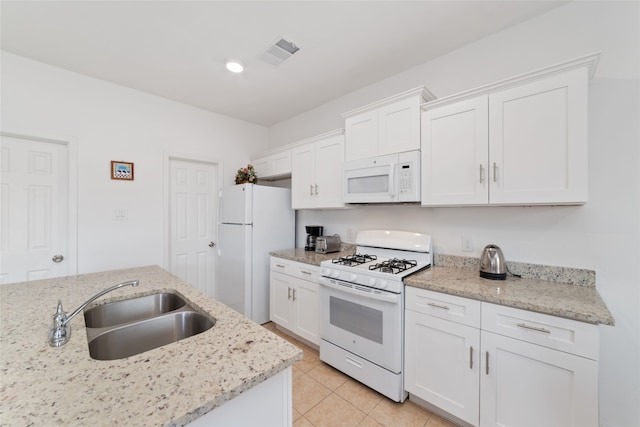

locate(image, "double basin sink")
[[84, 292, 215, 360]]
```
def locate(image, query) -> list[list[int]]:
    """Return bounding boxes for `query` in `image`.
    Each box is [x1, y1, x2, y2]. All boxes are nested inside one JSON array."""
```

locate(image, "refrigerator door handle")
[[217, 192, 223, 255]]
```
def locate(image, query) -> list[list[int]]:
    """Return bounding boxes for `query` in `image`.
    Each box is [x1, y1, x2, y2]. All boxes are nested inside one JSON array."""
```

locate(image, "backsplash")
[[434, 254, 596, 287]]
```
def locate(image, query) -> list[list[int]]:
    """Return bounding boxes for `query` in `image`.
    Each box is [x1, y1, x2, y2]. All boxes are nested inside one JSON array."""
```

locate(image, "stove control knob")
[[367, 277, 376, 286], [321, 268, 331, 277], [349, 273, 358, 282], [331, 270, 340, 279], [376, 279, 387, 289]]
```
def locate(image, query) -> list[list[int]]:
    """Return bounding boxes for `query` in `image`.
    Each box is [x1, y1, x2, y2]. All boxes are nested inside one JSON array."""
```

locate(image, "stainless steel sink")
[[83, 291, 215, 360], [87, 311, 214, 360], [84, 292, 187, 328]]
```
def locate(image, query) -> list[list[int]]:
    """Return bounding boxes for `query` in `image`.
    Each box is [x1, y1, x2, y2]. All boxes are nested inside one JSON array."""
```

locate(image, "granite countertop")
[[0, 265, 302, 426], [270, 245, 355, 266], [270, 249, 614, 326], [404, 266, 614, 326]]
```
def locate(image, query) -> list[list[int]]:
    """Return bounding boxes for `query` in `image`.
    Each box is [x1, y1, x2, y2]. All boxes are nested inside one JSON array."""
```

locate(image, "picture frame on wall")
[[111, 161, 134, 180]]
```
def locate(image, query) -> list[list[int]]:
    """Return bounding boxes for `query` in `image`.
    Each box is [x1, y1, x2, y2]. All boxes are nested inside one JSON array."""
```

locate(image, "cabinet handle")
[[479, 164, 484, 184], [310, 185, 314, 196], [275, 264, 285, 268], [517, 323, 551, 334], [315, 184, 319, 195], [427, 302, 450, 310], [486, 351, 489, 375], [470, 346, 474, 370], [493, 162, 497, 183], [288, 287, 292, 300], [292, 288, 297, 302], [300, 270, 312, 275]]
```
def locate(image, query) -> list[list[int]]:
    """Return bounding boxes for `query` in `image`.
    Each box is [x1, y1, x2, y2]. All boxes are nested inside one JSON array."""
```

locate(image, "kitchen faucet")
[[48, 280, 140, 347]]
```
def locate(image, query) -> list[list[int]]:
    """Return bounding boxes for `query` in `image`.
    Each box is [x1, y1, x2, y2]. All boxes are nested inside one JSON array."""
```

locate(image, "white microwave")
[[343, 150, 420, 203]]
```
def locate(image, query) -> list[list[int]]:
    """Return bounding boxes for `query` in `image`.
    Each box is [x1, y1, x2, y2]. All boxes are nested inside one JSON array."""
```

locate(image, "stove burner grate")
[[368, 258, 418, 274], [332, 253, 377, 266]]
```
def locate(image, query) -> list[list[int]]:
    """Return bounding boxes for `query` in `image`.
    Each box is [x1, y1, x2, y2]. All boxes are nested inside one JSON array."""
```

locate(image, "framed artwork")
[[111, 161, 134, 180]]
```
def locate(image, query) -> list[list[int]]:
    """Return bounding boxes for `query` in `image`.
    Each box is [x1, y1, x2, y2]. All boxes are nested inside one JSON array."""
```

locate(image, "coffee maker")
[[305, 225, 323, 251]]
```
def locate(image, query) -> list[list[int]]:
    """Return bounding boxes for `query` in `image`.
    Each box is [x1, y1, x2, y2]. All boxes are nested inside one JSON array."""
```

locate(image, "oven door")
[[319, 277, 403, 373]]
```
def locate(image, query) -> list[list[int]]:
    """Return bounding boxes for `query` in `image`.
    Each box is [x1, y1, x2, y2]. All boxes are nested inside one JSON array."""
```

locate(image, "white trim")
[[341, 85, 436, 118], [162, 151, 223, 271], [0, 129, 79, 277], [422, 51, 601, 110]]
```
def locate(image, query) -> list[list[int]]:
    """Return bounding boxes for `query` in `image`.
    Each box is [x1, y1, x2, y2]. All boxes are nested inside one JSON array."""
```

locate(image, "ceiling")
[[1, 1, 566, 127]]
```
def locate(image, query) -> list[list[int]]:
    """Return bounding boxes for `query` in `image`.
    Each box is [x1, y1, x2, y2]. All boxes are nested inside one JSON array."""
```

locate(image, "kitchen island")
[[0, 265, 302, 426]]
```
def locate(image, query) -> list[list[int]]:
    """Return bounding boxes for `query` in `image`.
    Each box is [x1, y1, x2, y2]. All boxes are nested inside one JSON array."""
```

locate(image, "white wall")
[[275, 3, 640, 427], [1, 52, 269, 274]]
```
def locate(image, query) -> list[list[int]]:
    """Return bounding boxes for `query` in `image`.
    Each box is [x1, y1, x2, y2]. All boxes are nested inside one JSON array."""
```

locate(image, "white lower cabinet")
[[480, 330, 598, 427], [405, 309, 480, 425], [270, 257, 320, 345], [405, 287, 599, 427], [405, 288, 481, 426]]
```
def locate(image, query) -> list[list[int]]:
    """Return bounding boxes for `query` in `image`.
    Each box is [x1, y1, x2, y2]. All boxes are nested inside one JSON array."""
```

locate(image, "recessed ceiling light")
[[226, 60, 244, 73]]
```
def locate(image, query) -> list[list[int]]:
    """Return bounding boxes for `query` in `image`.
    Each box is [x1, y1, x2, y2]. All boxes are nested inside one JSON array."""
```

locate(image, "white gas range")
[[318, 230, 432, 402]]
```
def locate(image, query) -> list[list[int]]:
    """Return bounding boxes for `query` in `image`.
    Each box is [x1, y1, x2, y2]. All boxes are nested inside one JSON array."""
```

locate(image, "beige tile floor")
[[263, 322, 458, 427]]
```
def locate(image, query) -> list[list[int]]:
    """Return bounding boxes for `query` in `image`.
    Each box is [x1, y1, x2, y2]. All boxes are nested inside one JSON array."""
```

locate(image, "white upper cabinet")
[[291, 130, 345, 209], [422, 96, 489, 206], [421, 52, 598, 207], [343, 86, 435, 161], [488, 68, 588, 205], [251, 149, 292, 180]]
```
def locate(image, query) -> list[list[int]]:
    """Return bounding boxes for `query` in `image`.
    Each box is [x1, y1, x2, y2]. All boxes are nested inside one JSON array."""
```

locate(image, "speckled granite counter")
[[270, 245, 355, 266], [404, 266, 614, 326], [0, 265, 302, 426]]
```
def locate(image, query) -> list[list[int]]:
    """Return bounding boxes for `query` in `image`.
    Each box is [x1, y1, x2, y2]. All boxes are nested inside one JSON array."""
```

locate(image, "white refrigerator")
[[217, 183, 294, 324]]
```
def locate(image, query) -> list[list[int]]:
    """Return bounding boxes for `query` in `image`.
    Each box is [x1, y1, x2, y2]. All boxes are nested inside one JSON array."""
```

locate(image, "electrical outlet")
[[462, 236, 473, 252], [112, 208, 128, 221], [346, 229, 355, 242]]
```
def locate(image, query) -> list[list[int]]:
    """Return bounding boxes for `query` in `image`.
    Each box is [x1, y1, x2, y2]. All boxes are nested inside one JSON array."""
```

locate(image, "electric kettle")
[[479, 244, 507, 280]]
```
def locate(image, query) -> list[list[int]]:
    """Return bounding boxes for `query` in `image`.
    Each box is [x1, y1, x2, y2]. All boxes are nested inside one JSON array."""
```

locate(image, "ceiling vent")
[[260, 38, 300, 66]]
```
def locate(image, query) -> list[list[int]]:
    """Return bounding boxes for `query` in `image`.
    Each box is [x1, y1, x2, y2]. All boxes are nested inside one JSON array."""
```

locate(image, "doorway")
[[0, 132, 77, 284], [166, 156, 220, 296]]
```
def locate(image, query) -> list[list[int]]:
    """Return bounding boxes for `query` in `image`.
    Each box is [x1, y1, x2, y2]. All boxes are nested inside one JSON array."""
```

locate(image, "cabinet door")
[[480, 331, 598, 427], [269, 271, 293, 328], [345, 110, 378, 161], [292, 278, 320, 345], [315, 134, 345, 208], [379, 97, 421, 156], [489, 68, 588, 205], [405, 310, 480, 426], [421, 97, 489, 206], [291, 143, 316, 209]]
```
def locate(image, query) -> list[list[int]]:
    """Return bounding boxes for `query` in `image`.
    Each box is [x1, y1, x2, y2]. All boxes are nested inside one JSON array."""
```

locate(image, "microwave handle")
[[389, 163, 395, 198]]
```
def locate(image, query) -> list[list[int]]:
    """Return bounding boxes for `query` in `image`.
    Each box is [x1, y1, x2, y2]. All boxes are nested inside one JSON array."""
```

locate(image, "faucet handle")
[[48, 300, 70, 347]]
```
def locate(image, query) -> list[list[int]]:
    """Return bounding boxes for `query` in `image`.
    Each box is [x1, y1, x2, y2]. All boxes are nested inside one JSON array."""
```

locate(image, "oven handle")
[[318, 277, 400, 304]]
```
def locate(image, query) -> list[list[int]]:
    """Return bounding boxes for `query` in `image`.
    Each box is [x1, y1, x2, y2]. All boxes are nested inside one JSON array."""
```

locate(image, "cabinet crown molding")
[[422, 51, 601, 110], [341, 85, 436, 118]]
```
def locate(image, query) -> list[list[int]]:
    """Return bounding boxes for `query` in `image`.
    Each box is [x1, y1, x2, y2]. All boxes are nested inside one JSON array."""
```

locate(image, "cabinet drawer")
[[292, 263, 319, 281], [270, 257, 319, 281], [406, 287, 481, 328], [481, 302, 599, 360], [270, 257, 292, 274]]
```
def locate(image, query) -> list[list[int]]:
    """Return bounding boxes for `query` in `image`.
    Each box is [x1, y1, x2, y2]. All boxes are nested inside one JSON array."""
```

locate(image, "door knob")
[[208, 242, 215, 247], [52, 254, 64, 263]]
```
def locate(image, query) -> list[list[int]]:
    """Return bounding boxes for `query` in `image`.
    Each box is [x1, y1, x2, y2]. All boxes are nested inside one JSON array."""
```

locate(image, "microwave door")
[[344, 164, 396, 203]]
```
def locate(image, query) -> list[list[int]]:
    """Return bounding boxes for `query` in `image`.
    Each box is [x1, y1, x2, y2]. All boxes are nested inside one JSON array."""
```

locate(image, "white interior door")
[[0, 134, 69, 284], [169, 158, 217, 296]]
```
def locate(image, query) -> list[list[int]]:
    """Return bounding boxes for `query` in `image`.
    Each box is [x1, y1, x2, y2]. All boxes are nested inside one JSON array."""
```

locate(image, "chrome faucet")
[[48, 280, 140, 347]]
